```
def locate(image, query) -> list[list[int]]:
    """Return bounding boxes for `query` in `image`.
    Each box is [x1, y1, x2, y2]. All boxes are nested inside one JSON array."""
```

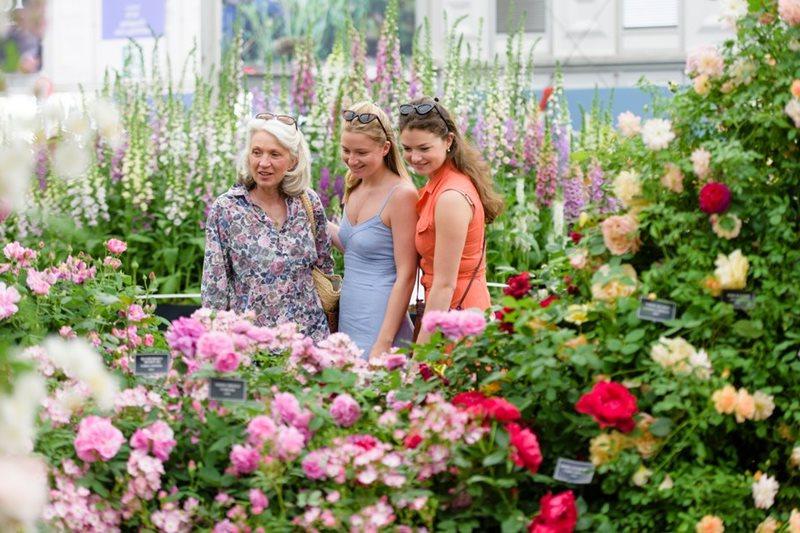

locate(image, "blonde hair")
[[341, 101, 411, 202], [237, 116, 311, 197], [397, 97, 504, 223]]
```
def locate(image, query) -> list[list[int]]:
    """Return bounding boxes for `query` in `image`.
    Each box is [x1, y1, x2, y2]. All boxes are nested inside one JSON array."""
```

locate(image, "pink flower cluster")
[[3, 241, 38, 267], [26, 268, 58, 295], [44, 463, 121, 531], [125, 303, 148, 322], [685, 45, 724, 78], [151, 501, 193, 533], [130, 420, 177, 461], [779, 0, 800, 26], [73, 415, 125, 462], [124, 450, 165, 500], [109, 324, 155, 368], [301, 434, 407, 487], [166, 309, 288, 374], [0, 281, 21, 320], [288, 332, 368, 381], [115, 385, 164, 413], [41, 381, 91, 426], [54, 255, 97, 284], [421, 309, 487, 341], [349, 496, 397, 531], [228, 391, 314, 476]]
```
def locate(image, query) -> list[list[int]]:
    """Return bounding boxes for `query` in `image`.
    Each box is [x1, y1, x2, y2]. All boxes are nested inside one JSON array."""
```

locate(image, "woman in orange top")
[[398, 97, 504, 344]]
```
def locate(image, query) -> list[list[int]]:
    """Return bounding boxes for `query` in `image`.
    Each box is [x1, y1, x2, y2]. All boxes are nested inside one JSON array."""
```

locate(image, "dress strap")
[[377, 185, 402, 217]]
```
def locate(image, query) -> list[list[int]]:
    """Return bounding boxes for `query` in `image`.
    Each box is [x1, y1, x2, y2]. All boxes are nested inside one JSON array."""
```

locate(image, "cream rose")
[[591, 264, 638, 302], [661, 163, 684, 193], [601, 214, 640, 256], [712, 384, 737, 414], [714, 249, 749, 290], [613, 170, 642, 208]]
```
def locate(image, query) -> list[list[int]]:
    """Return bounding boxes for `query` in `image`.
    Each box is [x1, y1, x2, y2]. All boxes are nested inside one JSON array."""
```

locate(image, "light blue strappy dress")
[[338, 186, 414, 357]]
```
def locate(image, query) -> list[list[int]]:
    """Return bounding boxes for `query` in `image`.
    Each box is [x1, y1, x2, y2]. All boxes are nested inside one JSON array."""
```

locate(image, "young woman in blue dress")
[[327, 101, 417, 358]]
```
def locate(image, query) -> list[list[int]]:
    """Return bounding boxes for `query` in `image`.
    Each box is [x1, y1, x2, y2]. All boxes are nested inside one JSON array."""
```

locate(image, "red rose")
[[482, 397, 521, 422], [452, 391, 487, 409], [504, 272, 532, 299], [506, 422, 543, 474], [419, 363, 433, 381], [528, 491, 578, 533], [539, 294, 559, 308], [699, 182, 731, 214], [575, 381, 638, 433], [569, 231, 583, 244], [404, 432, 423, 449]]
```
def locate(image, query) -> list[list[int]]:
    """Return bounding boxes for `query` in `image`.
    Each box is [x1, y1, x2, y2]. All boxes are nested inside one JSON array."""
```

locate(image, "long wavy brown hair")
[[341, 101, 411, 203], [397, 97, 504, 223]]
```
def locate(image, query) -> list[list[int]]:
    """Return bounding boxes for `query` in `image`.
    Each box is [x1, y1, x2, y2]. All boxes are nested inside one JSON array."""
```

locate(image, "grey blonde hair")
[[237, 117, 311, 197]]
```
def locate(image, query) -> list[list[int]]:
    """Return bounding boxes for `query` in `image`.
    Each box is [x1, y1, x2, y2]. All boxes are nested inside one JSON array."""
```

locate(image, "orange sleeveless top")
[[415, 161, 490, 311]]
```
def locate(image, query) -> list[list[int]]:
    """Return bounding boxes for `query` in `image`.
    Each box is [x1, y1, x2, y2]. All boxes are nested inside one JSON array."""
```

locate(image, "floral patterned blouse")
[[201, 185, 334, 341]]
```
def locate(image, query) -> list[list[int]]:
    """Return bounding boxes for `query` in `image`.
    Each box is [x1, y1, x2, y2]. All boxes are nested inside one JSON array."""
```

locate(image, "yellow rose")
[[564, 304, 590, 325], [591, 264, 638, 302], [714, 249, 749, 290], [589, 432, 629, 466]]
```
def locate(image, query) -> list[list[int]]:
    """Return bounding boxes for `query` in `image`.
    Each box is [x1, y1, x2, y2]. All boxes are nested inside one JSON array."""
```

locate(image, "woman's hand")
[[368, 339, 393, 360], [327, 220, 343, 252]]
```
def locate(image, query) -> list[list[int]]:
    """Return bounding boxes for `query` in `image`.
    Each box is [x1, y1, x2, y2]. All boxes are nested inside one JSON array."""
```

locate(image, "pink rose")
[[214, 352, 240, 373], [247, 415, 277, 447], [105, 238, 127, 254], [249, 489, 269, 514], [301, 450, 327, 480], [600, 214, 640, 256], [779, 0, 800, 26], [274, 425, 305, 460], [196, 331, 235, 362], [74, 416, 125, 462], [0, 282, 21, 320], [329, 393, 361, 427], [229, 444, 260, 475]]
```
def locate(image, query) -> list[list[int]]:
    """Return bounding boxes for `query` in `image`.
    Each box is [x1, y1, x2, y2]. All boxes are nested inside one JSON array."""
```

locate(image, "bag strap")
[[454, 234, 486, 311], [300, 191, 318, 238]]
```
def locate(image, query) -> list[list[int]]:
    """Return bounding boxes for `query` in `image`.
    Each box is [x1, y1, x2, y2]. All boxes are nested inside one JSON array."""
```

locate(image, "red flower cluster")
[[528, 491, 578, 533], [494, 306, 515, 334], [506, 422, 543, 474], [699, 182, 732, 214], [452, 391, 521, 422], [575, 381, 638, 433], [504, 272, 532, 299]]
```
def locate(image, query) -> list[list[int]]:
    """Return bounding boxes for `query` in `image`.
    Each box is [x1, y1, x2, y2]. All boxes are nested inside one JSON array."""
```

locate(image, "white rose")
[[714, 249, 749, 290]]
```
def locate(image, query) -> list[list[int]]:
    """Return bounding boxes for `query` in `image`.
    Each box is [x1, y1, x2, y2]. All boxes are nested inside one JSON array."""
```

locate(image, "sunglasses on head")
[[255, 112, 298, 130], [341, 110, 389, 138], [398, 100, 449, 130]]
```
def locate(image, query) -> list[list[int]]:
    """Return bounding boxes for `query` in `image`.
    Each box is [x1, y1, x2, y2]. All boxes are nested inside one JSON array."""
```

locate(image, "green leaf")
[[732, 319, 763, 339], [482, 448, 507, 466], [649, 417, 673, 437]]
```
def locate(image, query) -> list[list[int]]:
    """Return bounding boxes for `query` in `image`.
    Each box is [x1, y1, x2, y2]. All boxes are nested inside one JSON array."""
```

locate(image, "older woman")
[[201, 113, 334, 341]]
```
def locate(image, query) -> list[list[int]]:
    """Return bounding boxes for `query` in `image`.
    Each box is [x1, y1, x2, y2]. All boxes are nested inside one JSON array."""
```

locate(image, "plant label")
[[134, 352, 170, 376], [553, 457, 595, 484], [208, 378, 246, 402], [637, 298, 677, 323], [723, 290, 755, 311]]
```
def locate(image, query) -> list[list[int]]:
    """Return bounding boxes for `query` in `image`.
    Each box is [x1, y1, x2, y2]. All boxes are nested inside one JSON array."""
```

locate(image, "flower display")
[[421, 309, 487, 341], [617, 111, 642, 138], [504, 271, 532, 299], [713, 249, 749, 290], [73, 416, 125, 462], [641, 119, 676, 150], [752, 473, 780, 509], [527, 490, 577, 532]]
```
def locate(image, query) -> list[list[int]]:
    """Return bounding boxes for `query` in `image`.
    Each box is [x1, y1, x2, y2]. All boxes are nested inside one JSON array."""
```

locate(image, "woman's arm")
[[369, 187, 419, 358], [414, 190, 473, 345], [308, 190, 335, 275], [201, 201, 233, 310], [327, 220, 343, 252]]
